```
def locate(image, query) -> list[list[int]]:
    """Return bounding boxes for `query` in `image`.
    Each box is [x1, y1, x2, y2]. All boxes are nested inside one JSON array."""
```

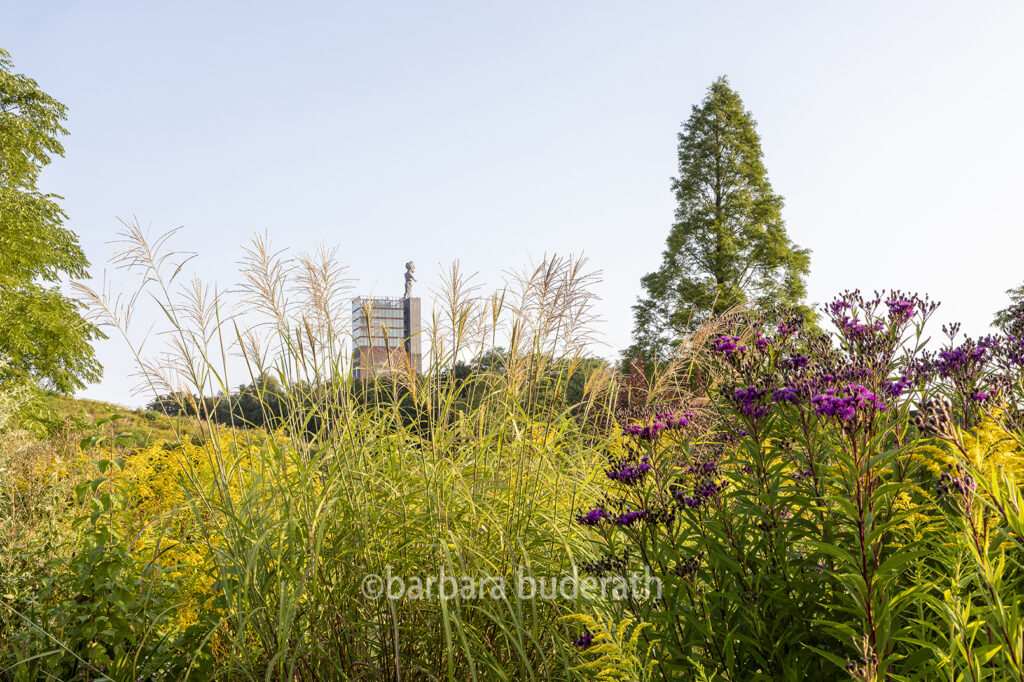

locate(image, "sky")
[[5, 1, 1023, 407]]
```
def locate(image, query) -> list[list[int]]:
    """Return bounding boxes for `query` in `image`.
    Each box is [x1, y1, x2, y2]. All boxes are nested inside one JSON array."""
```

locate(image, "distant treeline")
[[146, 354, 610, 430]]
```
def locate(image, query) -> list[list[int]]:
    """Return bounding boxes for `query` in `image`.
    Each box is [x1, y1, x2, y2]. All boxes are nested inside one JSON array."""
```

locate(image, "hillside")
[[42, 393, 210, 448]]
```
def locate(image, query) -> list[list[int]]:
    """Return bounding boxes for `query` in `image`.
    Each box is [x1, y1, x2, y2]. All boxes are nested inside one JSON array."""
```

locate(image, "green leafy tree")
[[628, 76, 811, 364], [0, 48, 102, 392], [993, 282, 1024, 332]]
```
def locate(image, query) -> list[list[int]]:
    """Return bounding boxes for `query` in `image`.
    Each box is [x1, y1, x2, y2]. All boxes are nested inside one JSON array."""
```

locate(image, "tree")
[[628, 77, 811, 364], [994, 282, 1024, 333], [0, 48, 102, 392]]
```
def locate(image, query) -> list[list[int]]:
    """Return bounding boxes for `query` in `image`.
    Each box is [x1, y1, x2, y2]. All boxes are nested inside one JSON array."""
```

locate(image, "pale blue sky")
[[6, 1, 1023, 406]]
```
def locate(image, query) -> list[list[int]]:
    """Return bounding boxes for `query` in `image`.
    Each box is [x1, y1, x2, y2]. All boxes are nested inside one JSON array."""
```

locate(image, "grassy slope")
[[47, 394, 209, 447]]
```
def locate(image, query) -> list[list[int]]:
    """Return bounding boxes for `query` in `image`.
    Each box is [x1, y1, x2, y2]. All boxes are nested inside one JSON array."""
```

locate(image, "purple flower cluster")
[[1004, 333, 1024, 367], [605, 455, 652, 486], [917, 333, 1000, 410], [811, 384, 887, 422], [823, 292, 933, 353], [614, 509, 647, 526], [775, 312, 804, 338], [773, 386, 800, 405], [830, 300, 852, 315], [713, 335, 746, 355], [883, 378, 910, 398], [622, 422, 664, 441], [779, 354, 810, 371], [839, 316, 886, 340], [925, 331, 995, 378], [731, 385, 771, 418], [886, 297, 916, 320], [674, 477, 728, 509], [575, 506, 610, 526], [576, 499, 672, 528], [934, 340, 993, 378], [686, 459, 719, 478], [573, 630, 594, 650], [622, 412, 693, 441], [755, 334, 771, 351], [694, 478, 726, 500]]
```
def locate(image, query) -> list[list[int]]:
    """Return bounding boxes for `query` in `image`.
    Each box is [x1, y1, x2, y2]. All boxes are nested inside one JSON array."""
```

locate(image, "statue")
[[404, 261, 416, 298]]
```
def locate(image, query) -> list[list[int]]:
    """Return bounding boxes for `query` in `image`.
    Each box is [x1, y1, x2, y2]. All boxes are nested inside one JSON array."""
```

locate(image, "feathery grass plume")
[[60, 221, 613, 679], [429, 260, 482, 373]]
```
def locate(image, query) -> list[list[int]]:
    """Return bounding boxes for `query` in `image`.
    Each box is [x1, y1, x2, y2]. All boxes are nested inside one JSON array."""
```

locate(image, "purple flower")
[[688, 459, 719, 477], [1005, 334, 1024, 367], [830, 300, 852, 315], [614, 510, 647, 526], [673, 474, 728, 509], [605, 456, 652, 486], [655, 411, 694, 429], [694, 479, 724, 499], [884, 379, 909, 398], [731, 385, 771, 418], [755, 334, 771, 351], [671, 413, 694, 428], [622, 411, 693, 441], [970, 390, 990, 402], [623, 421, 665, 441], [713, 336, 746, 355], [673, 555, 701, 579], [777, 320, 800, 338], [839, 316, 885, 340], [576, 506, 609, 526], [932, 338, 995, 378], [886, 298, 916, 320], [574, 630, 594, 650], [779, 354, 810, 371], [811, 384, 887, 423], [938, 469, 976, 499], [773, 386, 800, 404]]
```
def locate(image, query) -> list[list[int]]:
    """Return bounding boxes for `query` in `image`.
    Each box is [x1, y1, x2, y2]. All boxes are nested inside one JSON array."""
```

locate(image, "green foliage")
[[923, 442, 1024, 680], [8, 457, 210, 680], [583, 294, 1024, 681], [560, 614, 656, 681], [993, 282, 1024, 332], [629, 77, 811, 365], [2, 231, 616, 679], [0, 47, 102, 393], [7, 221, 1024, 680]]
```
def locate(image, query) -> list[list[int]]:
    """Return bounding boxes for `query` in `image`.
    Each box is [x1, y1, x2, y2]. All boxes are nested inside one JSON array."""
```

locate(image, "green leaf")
[[877, 550, 928, 579]]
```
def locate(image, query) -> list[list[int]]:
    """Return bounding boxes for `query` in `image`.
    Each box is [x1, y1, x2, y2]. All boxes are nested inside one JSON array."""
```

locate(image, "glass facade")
[[351, 296, 421, 379], [352, 297, 406, 347]]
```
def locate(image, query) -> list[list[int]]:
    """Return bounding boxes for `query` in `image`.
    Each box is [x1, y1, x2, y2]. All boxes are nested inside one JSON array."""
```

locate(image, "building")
[[351, 295, 422, 380]]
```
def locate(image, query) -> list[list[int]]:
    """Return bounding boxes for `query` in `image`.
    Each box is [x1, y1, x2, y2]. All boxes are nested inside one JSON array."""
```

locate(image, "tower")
[[351, 262, 422, 380]]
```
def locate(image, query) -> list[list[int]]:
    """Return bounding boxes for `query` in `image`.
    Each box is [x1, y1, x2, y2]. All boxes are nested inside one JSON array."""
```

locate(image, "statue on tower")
[[404, 261, 416, 298]]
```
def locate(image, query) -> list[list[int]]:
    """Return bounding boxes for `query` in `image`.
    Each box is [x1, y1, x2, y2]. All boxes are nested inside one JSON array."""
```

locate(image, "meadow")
[[2, 226, 1024, 681]]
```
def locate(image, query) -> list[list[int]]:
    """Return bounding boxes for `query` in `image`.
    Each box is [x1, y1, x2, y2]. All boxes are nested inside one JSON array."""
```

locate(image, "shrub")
[[571, 292, 1024, 680]]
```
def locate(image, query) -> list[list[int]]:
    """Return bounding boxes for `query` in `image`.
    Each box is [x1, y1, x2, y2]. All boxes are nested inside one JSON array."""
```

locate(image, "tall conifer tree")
[[628, 77, 810, 364]]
